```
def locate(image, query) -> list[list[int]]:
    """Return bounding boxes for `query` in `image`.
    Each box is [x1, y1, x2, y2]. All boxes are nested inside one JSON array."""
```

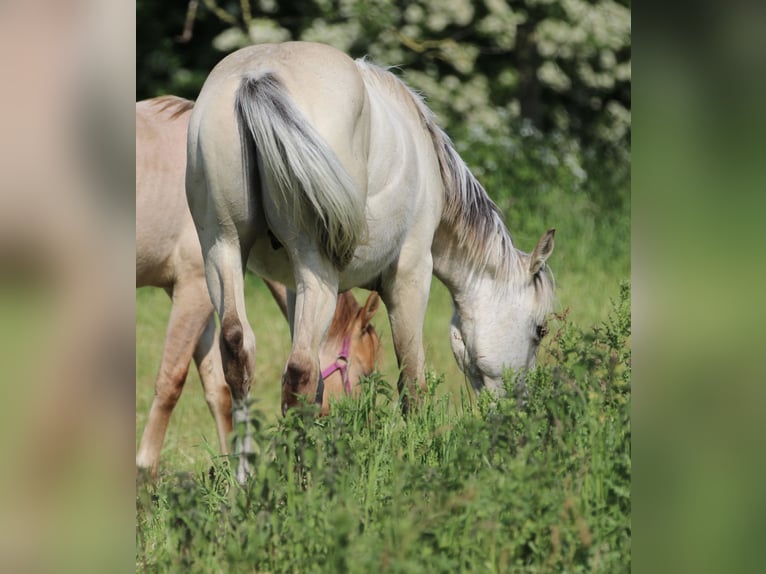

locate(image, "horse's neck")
[[432, 222, 494, 309], [433, 198, 525, 311]]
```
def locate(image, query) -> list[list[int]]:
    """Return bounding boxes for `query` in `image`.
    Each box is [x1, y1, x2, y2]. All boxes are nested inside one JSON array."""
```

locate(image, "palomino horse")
[[187, 41, 555, 422], [136, 96, 381, 476]]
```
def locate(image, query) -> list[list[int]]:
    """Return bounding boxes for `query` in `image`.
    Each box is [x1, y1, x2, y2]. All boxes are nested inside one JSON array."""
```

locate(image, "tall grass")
[[136, 285, 630, 572]]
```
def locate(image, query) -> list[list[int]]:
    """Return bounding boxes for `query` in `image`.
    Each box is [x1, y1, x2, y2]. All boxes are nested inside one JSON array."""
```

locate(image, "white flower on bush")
[[247, 19, 290, 45], [424, 0, 474, 32], [301, 21, 361, 53], [538, 61, 571, 92]]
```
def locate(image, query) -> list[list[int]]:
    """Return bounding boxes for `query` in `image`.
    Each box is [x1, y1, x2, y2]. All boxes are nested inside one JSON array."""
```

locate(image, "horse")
[[186, 41, 556, 423], [136, 95, 381, 476]]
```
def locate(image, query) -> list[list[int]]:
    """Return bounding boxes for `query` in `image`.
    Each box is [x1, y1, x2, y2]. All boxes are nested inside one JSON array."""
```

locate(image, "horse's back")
[[196, 42, 364, 112], [136, 98, 200, 288]]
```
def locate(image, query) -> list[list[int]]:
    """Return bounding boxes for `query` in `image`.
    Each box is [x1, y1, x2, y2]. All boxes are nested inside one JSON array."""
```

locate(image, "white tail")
[[235, 74, 365, 269]]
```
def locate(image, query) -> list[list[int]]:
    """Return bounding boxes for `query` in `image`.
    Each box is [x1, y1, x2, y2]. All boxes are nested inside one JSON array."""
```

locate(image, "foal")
[[136, 96, 380, 475]]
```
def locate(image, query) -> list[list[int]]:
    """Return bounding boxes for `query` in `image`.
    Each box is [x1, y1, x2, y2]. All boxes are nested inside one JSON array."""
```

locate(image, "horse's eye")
[[535, 323, 549, 340]]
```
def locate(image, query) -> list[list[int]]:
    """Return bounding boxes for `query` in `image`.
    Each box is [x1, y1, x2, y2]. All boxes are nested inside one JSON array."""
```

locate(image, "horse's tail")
[[235, 73, 364, 270]]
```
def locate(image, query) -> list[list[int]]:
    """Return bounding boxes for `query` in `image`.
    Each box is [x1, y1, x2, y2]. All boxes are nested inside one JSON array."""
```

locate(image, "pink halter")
[[320, 335, 352, 394]]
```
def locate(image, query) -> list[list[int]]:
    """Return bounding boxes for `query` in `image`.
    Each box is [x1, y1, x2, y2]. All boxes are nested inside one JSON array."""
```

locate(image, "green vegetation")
[[136, 285, 630, 572]]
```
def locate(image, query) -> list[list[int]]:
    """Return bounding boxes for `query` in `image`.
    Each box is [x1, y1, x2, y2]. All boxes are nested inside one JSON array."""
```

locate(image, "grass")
[[136, 284, 630, 572]]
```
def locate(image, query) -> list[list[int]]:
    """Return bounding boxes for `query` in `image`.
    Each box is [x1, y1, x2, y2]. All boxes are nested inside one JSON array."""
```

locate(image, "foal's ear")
[[361, 292, 381, 327], [529, 228, 555, 276]]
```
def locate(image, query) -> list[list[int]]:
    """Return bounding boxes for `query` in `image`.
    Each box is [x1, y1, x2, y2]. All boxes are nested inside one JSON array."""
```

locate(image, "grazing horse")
[[186, 41, 555, 422], [136, 96, 381, 475]]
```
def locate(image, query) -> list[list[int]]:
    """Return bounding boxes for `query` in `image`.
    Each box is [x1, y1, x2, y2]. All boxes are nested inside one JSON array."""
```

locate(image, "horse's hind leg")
[[200, 237, 256, 404], [136, 281, 211, 475], [193, 314, 233, 456], [197, 236, 257, 483], [281, 256, 339, 413]]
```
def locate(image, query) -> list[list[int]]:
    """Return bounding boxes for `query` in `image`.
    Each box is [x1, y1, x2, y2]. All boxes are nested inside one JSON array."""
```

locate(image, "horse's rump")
[[235, 73, 365, 270]]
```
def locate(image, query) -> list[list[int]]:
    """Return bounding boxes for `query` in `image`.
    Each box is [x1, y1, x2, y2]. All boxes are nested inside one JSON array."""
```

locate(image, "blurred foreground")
[[0, 1, 134, 572]]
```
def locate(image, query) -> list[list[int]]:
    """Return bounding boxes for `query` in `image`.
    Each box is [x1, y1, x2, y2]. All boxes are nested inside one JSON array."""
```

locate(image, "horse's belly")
[[246, 182, 423, 291], [338, 244, 399, 290], [247, 226, 402, 292], [349, 224, 408, 279], [246, 238, 295, 286], [248, 246, 395, 291]]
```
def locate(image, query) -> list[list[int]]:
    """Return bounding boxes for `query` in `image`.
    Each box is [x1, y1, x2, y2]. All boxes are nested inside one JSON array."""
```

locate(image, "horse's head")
[[295, 291, 380, 415], [450, 229, 555, 396]]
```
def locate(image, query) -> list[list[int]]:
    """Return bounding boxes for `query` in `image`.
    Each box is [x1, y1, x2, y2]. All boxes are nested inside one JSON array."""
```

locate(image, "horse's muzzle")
[[280, 373, 325, 416]]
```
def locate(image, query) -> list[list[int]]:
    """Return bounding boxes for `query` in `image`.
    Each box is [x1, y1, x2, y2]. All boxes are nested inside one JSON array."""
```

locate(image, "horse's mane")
[[148, 95, 195, 120], [356, 60, 554, 308], [326, 291, 361, 341]]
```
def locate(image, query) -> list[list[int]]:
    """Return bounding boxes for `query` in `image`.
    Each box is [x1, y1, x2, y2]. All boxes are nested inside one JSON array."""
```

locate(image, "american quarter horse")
[[186, 41, 555, 424], [136, 96, 381, 476]]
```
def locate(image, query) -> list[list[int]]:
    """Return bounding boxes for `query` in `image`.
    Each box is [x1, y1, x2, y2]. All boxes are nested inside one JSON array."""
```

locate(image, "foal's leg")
[[281, 253, 339, 414], [136, 281, 211, 475], [262, 277, 289, 320], [193, 314, 233, 456], [380, 254, 433, 413]]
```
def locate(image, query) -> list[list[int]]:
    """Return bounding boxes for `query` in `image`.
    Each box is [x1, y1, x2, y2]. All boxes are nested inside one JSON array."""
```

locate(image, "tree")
[[137, 0, 631, 191]]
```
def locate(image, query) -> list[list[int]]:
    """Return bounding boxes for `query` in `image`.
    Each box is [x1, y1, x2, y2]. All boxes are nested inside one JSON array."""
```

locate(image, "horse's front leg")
[[380, 253, 433, 413], [192, 313, 233, 457], [281, 254, 339, 414]]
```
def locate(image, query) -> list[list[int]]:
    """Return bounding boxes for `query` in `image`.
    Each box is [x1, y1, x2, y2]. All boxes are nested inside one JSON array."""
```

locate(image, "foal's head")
[[284, 291, 381, 415], [319, 291, 380, 413], [450, 229, 556, 396]]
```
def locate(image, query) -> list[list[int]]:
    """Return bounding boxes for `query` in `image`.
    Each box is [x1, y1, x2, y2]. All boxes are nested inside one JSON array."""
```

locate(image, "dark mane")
[[149, 95, 195, 120]]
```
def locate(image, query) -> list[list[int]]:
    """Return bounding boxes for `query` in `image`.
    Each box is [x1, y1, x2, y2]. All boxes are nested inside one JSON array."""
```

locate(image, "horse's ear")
[[361, 292, 381, 327], [529, 228, 555, 276]]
